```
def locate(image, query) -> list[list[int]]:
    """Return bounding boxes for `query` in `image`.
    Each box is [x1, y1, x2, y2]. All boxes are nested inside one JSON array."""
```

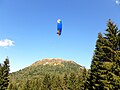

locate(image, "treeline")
[[1, 19, 120, 90], [7, 69, 88, 90]]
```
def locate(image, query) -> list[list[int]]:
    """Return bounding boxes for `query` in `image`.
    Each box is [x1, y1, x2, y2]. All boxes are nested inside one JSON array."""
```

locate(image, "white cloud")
[[115, 0, 120, 5], [0, 39, 15, 47]]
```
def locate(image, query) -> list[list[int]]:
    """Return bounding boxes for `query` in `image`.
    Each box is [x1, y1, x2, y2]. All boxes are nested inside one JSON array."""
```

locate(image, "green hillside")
[[8, 58, 88, 90], [10, 58, 84, 81]]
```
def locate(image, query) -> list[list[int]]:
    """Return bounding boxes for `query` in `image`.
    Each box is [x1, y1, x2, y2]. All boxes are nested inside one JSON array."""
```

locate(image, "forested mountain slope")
[[10, 58, 84, 80], [8, 58, 88, 90]]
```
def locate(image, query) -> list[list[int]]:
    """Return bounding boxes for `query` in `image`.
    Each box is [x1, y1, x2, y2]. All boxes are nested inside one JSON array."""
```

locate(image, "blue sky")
[[0, 0, 120, 72]]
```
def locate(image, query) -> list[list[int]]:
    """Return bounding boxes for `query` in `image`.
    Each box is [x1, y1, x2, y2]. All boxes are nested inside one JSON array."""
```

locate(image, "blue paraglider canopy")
[[57, 19, 62, 36]]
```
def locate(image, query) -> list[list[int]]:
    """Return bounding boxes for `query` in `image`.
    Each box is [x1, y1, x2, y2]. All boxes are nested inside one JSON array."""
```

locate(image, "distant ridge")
[[31, 58, 76, 66]]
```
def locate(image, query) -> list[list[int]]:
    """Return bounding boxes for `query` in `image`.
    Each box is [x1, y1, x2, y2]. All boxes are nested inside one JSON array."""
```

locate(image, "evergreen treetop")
[[88, 20, 120, 89]]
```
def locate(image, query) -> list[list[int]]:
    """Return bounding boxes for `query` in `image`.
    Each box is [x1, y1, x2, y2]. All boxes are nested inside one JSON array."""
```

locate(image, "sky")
[[0, 0, 120, 72]]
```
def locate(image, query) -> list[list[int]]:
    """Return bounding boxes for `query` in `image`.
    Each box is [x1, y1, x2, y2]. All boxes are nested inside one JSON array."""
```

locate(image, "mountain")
[[31, 58, 75, 66], [8, 58, 87, 90], [10, 58, 83, 78]]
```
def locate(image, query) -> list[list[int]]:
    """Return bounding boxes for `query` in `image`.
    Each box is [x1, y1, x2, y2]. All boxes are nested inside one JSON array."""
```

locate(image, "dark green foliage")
[[52, 75, 63, 90], [41, 74, 52, 90], [62, 73, 69, 90], [68, 73, 77, 90], [88, 20, 120, 89], [80, 67, 88, 90], [0, 57, 10, 90]]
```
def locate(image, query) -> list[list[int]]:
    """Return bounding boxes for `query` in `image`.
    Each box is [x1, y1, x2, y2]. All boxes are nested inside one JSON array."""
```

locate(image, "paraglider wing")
[[57, 19, 62, 36]]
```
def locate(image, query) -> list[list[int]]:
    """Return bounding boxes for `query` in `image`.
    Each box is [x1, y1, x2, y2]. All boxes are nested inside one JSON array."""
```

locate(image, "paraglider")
[[57, 19, 62, 36]]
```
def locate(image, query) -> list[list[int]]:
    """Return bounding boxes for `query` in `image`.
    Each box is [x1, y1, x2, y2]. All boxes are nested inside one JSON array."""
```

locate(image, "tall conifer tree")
[[88, 20, 120, 89], [0, 57, 10, 90]]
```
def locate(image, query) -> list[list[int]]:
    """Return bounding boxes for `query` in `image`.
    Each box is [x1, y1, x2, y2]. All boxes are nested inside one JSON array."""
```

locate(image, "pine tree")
[[81, 67, 87, 90], [68, 73, 76, 90], [55, 76, 63, 90], [63, 74, 69, 90], [88, 20, 120, 89], [0, 57, 10, 90], [41, 74, 52, 90], [75, 73, 83, 90]]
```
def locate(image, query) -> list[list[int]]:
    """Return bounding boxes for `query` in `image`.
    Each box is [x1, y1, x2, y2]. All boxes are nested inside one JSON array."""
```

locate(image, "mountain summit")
[[31, 58, 76, 66]]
